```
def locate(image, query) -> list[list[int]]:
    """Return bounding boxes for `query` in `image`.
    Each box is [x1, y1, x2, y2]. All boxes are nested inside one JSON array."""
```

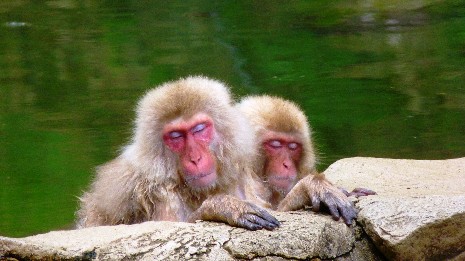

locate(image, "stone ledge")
[[1, 211, 375, 260], [2, 157, 464, 260], [325, 157, 465, 260]]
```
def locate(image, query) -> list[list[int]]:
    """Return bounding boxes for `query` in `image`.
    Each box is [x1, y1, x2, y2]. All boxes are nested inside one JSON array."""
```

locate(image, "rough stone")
[[325, 157, 465, 261], [2, 157, 463, 260], [0, 211, 366, 260]]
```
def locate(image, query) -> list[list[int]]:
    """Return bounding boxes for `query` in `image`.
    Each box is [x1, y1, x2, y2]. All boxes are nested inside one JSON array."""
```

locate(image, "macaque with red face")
[[236, 96, 375, 225], [76, 76, 279, 231]]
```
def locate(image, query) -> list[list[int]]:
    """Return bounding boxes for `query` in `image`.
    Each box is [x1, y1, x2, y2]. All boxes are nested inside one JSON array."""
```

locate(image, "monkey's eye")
[[269, 140, 282, 148], [288, 142, 299, 150], [192, 123, 206, 133], [169, 131, 183, 139]]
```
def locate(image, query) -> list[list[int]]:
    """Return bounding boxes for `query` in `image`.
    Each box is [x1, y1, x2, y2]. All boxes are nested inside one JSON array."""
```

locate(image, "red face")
[[263, 133, 302, 194], [163, 113, 217, 189]]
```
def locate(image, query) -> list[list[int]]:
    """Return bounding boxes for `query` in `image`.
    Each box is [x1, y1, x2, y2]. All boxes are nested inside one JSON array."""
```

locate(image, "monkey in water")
[[237, 95, 375, 225], [77, 76, 279, 231]]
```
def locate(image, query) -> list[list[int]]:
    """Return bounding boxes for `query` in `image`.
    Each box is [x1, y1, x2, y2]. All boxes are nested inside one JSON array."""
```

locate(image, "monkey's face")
[[262, 132, 302, 195], [163, 113, 218, 189]]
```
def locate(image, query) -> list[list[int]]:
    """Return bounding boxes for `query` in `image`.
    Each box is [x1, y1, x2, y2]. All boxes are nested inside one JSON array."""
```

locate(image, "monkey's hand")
[[277, 173, 357, 226], [188, 194, 280, 231], [340, 187, 377, 198]]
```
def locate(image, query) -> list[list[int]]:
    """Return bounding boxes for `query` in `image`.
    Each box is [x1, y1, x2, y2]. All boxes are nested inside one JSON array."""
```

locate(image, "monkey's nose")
[[190, 155, 202, 165]]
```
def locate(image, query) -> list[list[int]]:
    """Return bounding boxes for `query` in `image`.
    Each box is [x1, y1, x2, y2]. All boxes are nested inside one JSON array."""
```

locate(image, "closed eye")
[[287, 142, 299, 150], [288, 142, 298, 150], [269, 140, 282, 148], [169, 131, 183, 139], [191, 123, 206, 133]]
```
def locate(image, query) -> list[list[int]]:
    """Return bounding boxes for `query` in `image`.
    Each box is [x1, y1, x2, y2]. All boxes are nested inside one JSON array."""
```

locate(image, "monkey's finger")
[[324, 198, 341, 221], [338, 187, 350, 197], [348, 192, 365, 197], [349, 187, 377, 197], [236, 218, 262, 231], [328, 207, 341, 221], [250, 204, 281, 227], [338, 203, 357, 226], [244, 213, 278, 230], [311, 196, 321, 212], [353, 187, 377, 194]]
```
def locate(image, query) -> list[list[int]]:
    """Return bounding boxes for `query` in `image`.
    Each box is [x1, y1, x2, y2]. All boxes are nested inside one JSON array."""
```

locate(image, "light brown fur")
[[237, 95, 357, 225], [237, 95, 316, 182], [77, 76, 275, 229]]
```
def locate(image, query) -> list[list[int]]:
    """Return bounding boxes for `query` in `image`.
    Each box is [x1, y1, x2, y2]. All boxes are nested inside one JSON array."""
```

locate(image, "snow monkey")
[[77, 76, 280, 231], [236, 95, 375, 225]]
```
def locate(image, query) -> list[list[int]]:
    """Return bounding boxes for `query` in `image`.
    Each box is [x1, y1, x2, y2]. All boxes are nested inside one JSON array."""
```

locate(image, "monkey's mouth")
[[185, 171, 217, 188], [267, 175, 295, 192]]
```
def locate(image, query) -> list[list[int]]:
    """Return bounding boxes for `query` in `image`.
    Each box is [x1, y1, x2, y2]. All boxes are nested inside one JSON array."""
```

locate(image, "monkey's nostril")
[[189, 153, 201, 164]]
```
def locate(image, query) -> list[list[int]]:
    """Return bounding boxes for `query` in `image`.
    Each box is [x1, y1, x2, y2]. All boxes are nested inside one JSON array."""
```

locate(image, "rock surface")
[[0, 211, 380, 260], [325, 157, 465, 261], [1, 157, 464, 260]]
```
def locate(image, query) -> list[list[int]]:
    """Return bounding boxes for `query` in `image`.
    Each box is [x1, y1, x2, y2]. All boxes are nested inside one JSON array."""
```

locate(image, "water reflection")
[[0, 1, 464, 237]]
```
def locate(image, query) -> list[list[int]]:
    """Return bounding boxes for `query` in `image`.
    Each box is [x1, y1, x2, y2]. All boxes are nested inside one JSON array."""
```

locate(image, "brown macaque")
[[236, 96, 375, 225], [77, 76, 279, 231]]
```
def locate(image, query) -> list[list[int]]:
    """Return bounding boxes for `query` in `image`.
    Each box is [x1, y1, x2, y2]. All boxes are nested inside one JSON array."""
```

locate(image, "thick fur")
[[77, 76, 269, 227], [236, 95, 317, 182], [236, 96, 357, 225]]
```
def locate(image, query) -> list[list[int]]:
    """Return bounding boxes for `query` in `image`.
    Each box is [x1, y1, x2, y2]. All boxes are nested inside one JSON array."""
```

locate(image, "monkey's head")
[[131, 76, 253, 193], [237, 96, 316, 196]]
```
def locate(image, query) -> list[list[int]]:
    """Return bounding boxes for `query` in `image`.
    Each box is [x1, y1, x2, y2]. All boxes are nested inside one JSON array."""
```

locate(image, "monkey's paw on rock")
[[1, 157, 464, 260]]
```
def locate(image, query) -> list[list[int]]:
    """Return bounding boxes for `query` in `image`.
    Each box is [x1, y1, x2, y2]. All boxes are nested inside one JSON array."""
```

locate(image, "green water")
[[1, 1, 464, 237]]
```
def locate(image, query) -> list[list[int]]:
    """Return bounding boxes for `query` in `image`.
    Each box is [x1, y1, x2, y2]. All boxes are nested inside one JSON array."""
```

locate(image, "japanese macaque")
[[236, 96, 375, 225], [77, 76, 279, 231]]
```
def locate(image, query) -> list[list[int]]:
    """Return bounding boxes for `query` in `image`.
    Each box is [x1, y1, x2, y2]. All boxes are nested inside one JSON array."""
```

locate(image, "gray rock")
[[2, 157, 463, 260], [0, 211, 375, 260], [325, 157, 465, 260]]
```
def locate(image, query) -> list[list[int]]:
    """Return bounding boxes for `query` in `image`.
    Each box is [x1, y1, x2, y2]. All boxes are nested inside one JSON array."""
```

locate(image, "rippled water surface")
[[1, 1, 464, 237]]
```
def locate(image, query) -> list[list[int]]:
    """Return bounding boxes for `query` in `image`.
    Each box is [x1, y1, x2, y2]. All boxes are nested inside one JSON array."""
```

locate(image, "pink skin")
[[163, 113, 217, 188], [263, 132, 302, 193]]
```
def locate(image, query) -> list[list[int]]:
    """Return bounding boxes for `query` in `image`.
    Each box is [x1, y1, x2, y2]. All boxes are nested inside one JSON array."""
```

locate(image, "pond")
[[1, 1, 464, 237]]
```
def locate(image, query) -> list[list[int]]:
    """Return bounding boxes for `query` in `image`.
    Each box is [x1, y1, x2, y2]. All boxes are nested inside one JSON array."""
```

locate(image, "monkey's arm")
[[188, 194, 280, 231], [277, 173, 357, 225], [77, 159, 139, 228]]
